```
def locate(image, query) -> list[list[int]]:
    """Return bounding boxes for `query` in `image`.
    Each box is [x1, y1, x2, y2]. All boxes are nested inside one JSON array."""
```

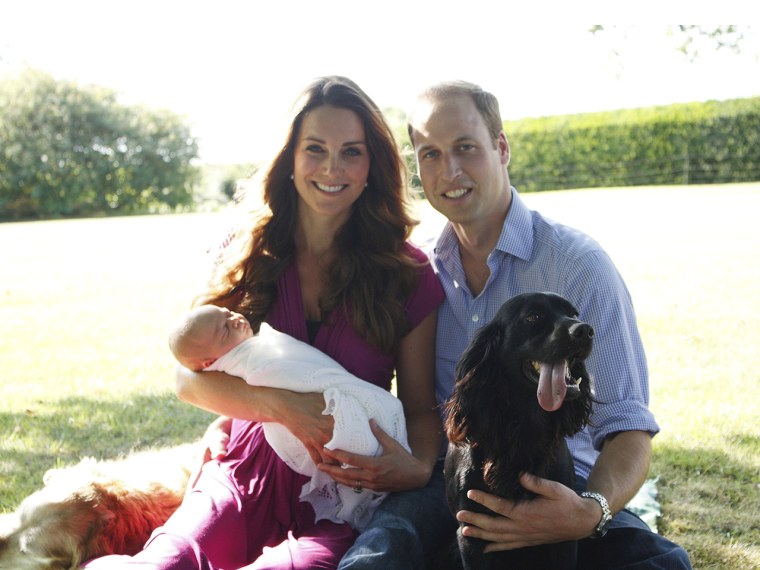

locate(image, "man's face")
[[409, 95, 510, 226]]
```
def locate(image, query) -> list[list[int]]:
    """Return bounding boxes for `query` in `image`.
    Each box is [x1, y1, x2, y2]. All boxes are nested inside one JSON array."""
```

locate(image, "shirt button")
[[472, 314, 479, 322]]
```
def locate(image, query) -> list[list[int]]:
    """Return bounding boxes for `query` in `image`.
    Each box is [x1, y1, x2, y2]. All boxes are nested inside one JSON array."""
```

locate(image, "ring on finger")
[[353, 480, 363, 494]]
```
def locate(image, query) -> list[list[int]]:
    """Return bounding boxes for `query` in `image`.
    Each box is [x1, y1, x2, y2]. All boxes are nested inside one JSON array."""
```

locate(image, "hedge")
[[503, 97, 760, 192]]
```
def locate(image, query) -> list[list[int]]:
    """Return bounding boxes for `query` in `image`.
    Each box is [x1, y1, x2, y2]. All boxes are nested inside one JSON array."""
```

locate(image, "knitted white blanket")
[[205, 323, 410, 530]]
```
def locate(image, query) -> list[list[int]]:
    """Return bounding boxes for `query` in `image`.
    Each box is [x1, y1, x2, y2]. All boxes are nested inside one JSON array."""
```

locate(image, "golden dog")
[[0, 444, 197, 570]]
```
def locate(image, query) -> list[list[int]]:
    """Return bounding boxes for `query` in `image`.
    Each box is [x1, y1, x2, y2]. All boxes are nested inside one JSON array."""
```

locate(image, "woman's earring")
[[290, 174, 294, 180], [364, 182, 368, 188]]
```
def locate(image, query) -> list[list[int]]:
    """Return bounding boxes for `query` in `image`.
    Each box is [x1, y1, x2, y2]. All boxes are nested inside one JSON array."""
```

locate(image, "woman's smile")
[[314, 181, 348, 193]]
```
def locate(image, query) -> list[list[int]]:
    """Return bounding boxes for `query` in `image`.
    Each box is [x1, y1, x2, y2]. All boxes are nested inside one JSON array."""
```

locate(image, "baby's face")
[[199, 305, 254, 358]]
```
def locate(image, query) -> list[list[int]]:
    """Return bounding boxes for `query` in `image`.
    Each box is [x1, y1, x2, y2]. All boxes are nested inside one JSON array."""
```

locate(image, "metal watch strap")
[[581, 491, 612, 538]]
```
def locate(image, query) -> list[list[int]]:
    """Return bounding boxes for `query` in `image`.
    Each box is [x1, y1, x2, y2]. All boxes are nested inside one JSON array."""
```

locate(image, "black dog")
[[442, 292, 594, 570]]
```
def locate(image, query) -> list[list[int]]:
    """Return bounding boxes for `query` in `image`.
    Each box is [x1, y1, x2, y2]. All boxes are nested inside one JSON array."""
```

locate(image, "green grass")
[[2, 184, 759, 568]]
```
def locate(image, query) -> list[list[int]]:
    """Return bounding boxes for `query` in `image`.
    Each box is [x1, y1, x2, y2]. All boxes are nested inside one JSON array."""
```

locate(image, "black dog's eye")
[[525, 312, 540, 323]]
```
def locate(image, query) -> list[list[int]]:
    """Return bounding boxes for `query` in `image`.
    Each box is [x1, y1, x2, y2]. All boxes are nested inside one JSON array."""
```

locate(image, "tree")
[[0, 69, 200, 220], [590, 25, 749, 63], [383, 106, 421, 191], [671, 25, 745, 61]]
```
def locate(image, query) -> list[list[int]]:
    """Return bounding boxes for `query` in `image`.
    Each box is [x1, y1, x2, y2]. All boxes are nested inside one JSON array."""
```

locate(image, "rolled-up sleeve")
[[563, 249, 659, 453]]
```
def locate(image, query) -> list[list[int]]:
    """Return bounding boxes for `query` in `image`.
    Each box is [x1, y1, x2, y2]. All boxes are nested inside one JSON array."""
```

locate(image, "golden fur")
[[0, 444, 197, 570]]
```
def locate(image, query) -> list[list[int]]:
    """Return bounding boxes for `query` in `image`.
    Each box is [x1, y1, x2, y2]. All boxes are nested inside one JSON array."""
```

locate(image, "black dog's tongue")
[[537, 361, 567, 412]]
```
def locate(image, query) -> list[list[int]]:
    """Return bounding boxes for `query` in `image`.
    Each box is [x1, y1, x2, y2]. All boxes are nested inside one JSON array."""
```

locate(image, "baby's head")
[[169, 305, 253, 371]]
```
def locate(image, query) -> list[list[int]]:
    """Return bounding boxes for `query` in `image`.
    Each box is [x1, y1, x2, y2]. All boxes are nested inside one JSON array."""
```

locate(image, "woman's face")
[[292, 105, 370, 225]]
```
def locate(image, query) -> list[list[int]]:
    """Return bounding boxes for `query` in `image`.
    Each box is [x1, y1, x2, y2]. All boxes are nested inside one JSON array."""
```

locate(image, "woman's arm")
[[318, 310, 443, 491], [395, 308, 444, 476], [175, 366, 335, 464]]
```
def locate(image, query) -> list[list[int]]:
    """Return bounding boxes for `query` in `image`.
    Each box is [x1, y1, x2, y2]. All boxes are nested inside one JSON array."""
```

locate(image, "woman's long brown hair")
[[198, 76, 420, 353]]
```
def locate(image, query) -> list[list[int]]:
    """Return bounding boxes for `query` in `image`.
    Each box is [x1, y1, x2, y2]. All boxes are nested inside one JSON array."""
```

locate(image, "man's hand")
[[457, 473, 599, 552], [317, 419, 430, 493]]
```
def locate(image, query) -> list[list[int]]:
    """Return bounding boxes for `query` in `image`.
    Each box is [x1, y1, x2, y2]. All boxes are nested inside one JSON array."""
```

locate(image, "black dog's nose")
[[571, 323, 594, 340]]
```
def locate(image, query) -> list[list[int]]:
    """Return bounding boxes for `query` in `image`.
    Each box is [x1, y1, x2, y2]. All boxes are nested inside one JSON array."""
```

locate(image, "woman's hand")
[[200, 415, 233, 460], [317, 310, 443, 494], [185, 415, 233, 495], [317, 419, 431, 492], [175, 365, 336, 465], [276, 391, 337, 466]]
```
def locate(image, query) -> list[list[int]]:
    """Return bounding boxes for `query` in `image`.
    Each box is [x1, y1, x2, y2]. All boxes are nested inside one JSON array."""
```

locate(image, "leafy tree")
[[590, 25, 750, 63], [671, 25, 745, 61], [0, 69, 199, 220]]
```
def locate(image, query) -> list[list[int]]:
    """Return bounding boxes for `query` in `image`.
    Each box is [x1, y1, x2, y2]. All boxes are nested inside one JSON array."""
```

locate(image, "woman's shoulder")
[[400, 240, 432, 264], [400, 241, 444, 318]]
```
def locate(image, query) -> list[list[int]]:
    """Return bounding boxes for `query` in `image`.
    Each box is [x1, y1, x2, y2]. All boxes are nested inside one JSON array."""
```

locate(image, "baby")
[[169, 305, 255, 372], [168, 305, 410, 530]]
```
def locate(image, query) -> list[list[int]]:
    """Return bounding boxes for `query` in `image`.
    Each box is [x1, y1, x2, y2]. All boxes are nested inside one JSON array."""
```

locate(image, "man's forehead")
[[410, 95, 484, 142]]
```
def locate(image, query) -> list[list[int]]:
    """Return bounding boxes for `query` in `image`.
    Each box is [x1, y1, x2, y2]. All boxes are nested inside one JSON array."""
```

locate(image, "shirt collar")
[[495, 187, 533, 261], [433, 186, 534, 263]]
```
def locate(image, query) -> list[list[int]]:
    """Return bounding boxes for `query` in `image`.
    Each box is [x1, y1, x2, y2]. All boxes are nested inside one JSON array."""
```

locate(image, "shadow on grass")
[[652, 440, 760, 568], [0, 393, 215, 510], [653, 436, 759, 484]]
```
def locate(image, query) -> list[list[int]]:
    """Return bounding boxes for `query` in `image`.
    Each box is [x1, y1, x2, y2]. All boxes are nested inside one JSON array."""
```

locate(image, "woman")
[[83, 76, 444, 569]]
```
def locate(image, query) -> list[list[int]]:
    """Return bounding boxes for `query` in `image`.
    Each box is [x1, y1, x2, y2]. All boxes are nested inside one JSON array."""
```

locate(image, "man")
[[338, 81, 691, 568]]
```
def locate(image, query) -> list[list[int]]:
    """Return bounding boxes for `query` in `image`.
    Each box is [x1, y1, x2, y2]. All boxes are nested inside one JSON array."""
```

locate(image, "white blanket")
[[205, 323, 410, 530]]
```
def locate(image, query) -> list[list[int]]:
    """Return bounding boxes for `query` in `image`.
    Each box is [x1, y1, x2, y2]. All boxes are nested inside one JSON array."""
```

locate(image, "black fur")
[[442, 292, 594, 570]]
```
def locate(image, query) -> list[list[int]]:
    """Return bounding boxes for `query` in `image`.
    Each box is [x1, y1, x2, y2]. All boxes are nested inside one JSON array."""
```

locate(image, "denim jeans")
[[573, 476, 692, 570], [338, 464, 692, 570], [338, 458, 455, 569]]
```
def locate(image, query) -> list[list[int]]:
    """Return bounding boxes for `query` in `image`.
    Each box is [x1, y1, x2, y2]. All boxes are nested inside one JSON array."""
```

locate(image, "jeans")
[[338, 465, 692, 570], [573, 476, 692, 570], [577, 508, 692, 569], [338, 459, 456, 569]]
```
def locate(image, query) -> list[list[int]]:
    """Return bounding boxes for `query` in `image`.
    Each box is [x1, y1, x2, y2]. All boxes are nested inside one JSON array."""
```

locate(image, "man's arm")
[[457, 429, 652, 551], [585, 430, 652, 514]]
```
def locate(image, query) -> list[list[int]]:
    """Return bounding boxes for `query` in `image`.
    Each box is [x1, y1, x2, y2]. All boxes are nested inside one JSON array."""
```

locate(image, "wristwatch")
[[581, 491, 612, 538]]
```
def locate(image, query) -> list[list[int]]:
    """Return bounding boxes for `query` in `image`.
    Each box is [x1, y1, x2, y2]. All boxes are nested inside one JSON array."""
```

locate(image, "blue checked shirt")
[[430, 187, 659, 479]]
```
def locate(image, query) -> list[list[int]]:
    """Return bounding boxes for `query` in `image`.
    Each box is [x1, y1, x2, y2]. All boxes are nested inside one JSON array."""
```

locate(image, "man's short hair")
[[408, 80, 504, 145]]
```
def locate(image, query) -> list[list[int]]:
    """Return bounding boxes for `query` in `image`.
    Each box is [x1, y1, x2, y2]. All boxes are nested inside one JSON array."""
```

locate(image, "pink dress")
[[82, 243, 444, 570]]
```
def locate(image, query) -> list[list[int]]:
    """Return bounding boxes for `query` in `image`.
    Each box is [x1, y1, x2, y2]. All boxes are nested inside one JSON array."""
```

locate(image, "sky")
[[2, 2, 759, 164]]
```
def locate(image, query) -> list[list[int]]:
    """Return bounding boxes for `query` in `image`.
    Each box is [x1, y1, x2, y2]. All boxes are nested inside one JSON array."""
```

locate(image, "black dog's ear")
[[444, 323, 506, 446]]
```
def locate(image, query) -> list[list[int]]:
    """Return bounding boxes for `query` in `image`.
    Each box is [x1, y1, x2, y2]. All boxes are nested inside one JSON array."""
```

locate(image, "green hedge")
[[503, 97, 760, 191]]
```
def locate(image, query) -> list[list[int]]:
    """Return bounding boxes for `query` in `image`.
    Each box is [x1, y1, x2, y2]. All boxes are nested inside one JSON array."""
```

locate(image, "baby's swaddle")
[[205, 323, 410, 529]]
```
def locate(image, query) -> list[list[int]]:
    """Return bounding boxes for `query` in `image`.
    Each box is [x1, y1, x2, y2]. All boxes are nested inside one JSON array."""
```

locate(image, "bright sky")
[[2, 2, 758, 164]]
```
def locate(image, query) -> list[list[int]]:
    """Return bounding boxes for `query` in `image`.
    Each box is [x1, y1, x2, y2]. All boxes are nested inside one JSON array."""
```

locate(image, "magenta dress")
[[82, 244, 444, 570]]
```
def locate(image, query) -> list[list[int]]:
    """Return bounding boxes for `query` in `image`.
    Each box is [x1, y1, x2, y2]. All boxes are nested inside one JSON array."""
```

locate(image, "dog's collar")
[[581, 491, 612, 538]]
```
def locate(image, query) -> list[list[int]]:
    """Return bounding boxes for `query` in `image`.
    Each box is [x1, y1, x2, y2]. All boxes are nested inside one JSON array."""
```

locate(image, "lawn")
[[1, 183, 758, 568]]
